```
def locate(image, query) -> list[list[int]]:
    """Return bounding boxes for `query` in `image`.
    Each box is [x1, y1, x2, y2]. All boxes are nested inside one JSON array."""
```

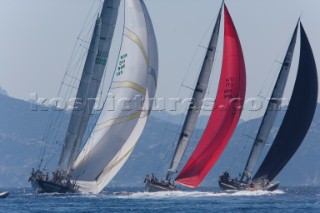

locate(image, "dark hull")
[[0, 191, 9, 198], [219, 179, 279, 191], [144, 177, 177, 192], [31, 178, 78, 194]]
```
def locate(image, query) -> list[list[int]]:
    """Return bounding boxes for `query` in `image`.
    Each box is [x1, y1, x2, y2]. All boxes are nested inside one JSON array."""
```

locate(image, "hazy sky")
[[0, 0, 319, 116]]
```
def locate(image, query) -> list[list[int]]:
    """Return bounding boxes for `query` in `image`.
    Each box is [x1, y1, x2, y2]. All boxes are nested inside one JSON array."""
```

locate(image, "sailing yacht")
[[29, 0, 158, 194], [0, 191, 9, 198], [219, 20, 318, 191], [145, 2, 246, 192]]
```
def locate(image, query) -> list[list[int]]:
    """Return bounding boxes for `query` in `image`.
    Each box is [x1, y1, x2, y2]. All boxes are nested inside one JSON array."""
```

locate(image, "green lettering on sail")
[[116, 53, 128, 76]]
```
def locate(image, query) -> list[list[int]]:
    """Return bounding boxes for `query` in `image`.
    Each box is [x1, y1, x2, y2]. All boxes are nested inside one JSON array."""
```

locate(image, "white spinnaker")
[[71, 0, 158, 194]]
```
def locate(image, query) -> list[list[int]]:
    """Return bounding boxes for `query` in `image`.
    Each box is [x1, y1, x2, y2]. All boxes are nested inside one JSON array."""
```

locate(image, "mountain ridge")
[[0, 94, 319, 188]]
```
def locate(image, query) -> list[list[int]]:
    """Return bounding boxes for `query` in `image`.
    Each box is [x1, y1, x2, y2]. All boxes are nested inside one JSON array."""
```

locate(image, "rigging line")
[[151, 52, 203, 171], [79, 43, 90, 51], [39, 109, 65, 168], [259, 22, 297, 102], [39, 75, 78, 165], [151, 8, 219, 173], [39, 1, 101, 169], [228, 142, 248, 172], [194, 41, 220, 141], [228, 145, 243, 172], [44, 51, 88, 168], [77, 38, 90, 45], [179, 8, 217, 94], [67, 44, 88, 87], [244, 59, 283, 143], [180, 4, 219, 88], [78, 13, 98, 48], [250, 62, 281, 137], [40, 46, 81, 141], [230, 110, 264, 171], [59, 5, 98, 104], [228, 132, 257, 173], [61, 83, 79, 90], [78, 0, 101, 37], [194, 114, 206, 142], [228, 110, 259, 171], [180, 47, 203, 89], [41, 44, 84, 149], [47, 49, 87, 142], [151, 114, 174, 173], [63, 49, 88, 103], [47, 52, 92, 160], [42, 0, 98, 140], [60, 16, 95, 98], [181, 84, 195, 91], [64, 73, 81, 82], [159, 12, 222, 173], [150, 82, 189, 167], [75, 1, 126, 177], [45, 116, 62, 163], [72, 51, 108, 172]]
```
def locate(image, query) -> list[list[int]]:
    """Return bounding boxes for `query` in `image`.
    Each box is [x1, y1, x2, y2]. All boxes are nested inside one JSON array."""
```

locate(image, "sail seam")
[[113, 81, 146, 95], [96, 145, 136, 182], [124, 28, 149, 64], [96, 112, 141, 131]]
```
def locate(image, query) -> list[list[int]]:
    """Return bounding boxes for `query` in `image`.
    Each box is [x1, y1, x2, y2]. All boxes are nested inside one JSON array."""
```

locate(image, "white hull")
[[0, 191, 9, 198]]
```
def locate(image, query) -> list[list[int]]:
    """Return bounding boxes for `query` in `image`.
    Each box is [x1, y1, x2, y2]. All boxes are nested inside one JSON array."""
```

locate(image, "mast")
[[57, 0, 121, 172], [165, 3, 223, 181], [71, 0, 158, 194], [57, 17, 102, 172], [240, 21, 299, 181], [175, 4, 246, 188], [253, 22, 318, 181]]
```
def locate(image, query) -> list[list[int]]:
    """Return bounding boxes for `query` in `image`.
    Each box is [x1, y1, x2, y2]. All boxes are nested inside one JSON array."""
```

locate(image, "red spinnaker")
[[175, 5, 246, 188]]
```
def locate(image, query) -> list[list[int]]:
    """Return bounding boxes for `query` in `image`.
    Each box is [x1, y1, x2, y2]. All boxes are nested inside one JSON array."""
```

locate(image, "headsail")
[[165, 4, 223, 181], [253, 23, 318, 181], [241, 22, 299, 181], [71, 0, 158, 194], [58, 0, 121, 172], [176, 5, 246, 188]]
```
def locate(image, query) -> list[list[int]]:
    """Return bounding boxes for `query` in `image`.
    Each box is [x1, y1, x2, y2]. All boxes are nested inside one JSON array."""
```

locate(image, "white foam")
[[113, 189, 285, 199]]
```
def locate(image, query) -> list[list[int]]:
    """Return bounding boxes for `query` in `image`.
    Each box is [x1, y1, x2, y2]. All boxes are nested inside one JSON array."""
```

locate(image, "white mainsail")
[[58, 0, 122, 172], [71, 0, 158, 194]]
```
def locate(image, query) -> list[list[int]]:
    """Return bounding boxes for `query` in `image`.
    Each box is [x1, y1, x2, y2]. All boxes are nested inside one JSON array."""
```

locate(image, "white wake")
[[113, 189, 285, 199]]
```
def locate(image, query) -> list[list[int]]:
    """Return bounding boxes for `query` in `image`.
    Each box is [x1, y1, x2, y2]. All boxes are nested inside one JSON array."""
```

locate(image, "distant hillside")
[[0, 93, 319, 188], [114, 107, 320, 188], [0, 87, 8, 96]]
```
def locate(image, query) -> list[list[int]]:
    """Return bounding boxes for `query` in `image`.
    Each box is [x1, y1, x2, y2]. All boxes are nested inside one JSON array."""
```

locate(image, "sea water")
[[1, 186, 320, 212]]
